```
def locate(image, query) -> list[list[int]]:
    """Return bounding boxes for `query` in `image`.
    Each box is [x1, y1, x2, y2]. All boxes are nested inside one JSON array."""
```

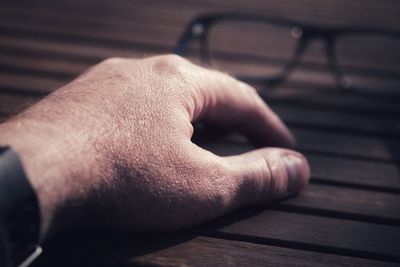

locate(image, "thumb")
[[224, 148, 310, 208]]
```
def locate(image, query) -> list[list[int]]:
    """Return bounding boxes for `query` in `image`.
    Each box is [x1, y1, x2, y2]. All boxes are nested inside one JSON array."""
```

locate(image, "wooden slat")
[[0, 14, 177, 50], [212, 210, 400, 261], [36, 235, 400, 267], [129, 236, 400, 267], [0, 54, 88, 79], [0, 1, 191, 28], [280, 184, 400, 224], [294, 129, 400, 162], [0, 93, 39, 115], [265, 87, 400, 118], [0, 36, 133, 62], [0, 2, 190, 33], [0, 73, 64, 94], [306, 154, 400, 191], [271, 103, 400, 138]]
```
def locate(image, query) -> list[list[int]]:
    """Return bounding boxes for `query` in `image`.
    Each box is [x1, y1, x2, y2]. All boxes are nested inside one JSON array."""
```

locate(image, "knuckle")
[[234, 80, 263, 104], [261, 148, 288, 195], [176, 151, 232, 213], [237, 80, 258, 96], [240, 80, 257, 92], [101, 57, 126, 66], [243, 83, 261, 100], [197, 160, 235, 213], [161, 54, 187, 64], [248, 86, 259, 96], [151, 54, 189, 74]]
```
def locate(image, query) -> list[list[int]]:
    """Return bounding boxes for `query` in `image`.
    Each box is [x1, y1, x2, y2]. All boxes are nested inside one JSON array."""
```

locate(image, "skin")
[[0, 55, 310, 241]]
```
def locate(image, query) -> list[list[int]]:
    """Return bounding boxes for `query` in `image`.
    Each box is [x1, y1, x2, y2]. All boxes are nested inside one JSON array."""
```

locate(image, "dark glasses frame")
[[174, 13, 400, 94]]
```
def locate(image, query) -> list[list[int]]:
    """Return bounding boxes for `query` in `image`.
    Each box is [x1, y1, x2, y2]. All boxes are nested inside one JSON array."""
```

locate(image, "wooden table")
[[1, 0, 399, 266]]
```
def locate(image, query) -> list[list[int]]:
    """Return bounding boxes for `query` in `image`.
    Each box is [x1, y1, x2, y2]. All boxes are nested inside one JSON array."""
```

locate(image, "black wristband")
[[0, 147, 41, 267]]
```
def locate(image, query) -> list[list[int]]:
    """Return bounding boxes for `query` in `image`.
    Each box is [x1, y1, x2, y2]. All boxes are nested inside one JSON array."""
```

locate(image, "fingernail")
[[282, 153, 310, 193]]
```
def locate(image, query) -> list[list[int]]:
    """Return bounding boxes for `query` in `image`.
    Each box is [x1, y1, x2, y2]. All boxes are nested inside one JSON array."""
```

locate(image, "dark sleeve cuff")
[[0, 147, 41, 267]]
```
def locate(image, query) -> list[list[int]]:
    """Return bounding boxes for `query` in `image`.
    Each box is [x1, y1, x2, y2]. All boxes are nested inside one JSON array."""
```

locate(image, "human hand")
[[0, 55, 310, 240]]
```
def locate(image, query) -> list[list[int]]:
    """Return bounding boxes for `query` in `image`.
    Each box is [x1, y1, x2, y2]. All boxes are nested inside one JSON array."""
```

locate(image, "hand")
[[0, 55, 310, 240]]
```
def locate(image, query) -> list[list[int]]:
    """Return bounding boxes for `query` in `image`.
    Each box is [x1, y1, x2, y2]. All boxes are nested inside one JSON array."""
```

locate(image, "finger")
[[222, 148, 310, 209], [190, 67, 295, 148]]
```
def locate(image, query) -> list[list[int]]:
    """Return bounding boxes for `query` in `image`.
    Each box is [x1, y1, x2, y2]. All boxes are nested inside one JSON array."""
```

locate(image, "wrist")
[[0, 147, 42, 267], [0, 118, 76, 240]]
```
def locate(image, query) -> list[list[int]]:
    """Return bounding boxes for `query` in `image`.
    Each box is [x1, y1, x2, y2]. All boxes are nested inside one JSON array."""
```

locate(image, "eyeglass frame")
[[174, 12, 400, 94]]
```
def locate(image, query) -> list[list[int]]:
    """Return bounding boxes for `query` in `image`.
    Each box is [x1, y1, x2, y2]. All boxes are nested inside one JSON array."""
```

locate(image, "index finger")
[[187, 63, 295, 148]]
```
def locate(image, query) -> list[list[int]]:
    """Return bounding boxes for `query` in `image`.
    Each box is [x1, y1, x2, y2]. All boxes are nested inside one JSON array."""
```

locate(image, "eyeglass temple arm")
[[174, 23, 197, 55], [324, 39, 351, 90], [259, 36, 308, 87]]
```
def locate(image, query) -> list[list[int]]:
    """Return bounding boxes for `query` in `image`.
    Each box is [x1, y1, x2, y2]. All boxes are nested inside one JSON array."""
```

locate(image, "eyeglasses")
[[174, 13, 400, 97]]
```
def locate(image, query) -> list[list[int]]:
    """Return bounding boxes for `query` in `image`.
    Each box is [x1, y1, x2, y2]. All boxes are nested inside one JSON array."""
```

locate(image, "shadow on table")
[[32, 126, 281, 267], [33, 204, 271, 267]]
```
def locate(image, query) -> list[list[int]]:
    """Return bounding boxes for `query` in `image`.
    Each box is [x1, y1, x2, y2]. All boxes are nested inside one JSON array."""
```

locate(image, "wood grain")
[[213, 210, 400, 261], [129, 236, 400, 267]]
